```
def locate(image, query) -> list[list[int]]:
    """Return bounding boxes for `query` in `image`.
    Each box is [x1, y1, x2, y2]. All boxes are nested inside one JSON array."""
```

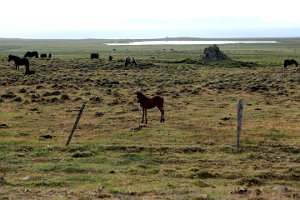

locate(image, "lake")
[[106, 40, 277, 46]]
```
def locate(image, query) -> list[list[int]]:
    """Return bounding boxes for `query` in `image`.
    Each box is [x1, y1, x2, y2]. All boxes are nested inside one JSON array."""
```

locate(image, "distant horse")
[[125, 57, 137, 67], [40, 53, 47, 58], [284, 59, 298, 68], [24, 51, 39, 58], [8, 55, 29, 71], [136, 91, 165, 124], [109, 55, 113, 62], [90, 53, 99, 59], [48, 53, 52, 59]]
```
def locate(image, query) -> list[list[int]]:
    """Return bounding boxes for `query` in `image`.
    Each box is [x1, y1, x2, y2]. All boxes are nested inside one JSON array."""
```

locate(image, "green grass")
[[0, 38, 300, 199]]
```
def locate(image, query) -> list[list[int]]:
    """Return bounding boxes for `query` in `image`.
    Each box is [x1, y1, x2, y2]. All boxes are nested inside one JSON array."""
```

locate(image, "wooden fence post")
[[236, 99, 244, 148], [66, 102, 86, 146]]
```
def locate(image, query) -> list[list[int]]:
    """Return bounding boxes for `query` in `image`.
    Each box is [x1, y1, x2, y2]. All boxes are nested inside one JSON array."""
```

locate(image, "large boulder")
[[202, 45, 228, 62]]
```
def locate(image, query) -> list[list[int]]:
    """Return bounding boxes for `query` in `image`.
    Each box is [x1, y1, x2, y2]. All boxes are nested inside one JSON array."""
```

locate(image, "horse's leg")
[[158, 106, 165, 122], [25, 65, 30, 74], [145, 109, 147, 124], [141, 108, 144, 123]]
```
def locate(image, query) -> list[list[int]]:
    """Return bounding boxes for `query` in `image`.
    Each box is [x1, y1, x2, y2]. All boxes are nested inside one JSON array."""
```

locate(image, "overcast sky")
[[1, 0, 300, 39]]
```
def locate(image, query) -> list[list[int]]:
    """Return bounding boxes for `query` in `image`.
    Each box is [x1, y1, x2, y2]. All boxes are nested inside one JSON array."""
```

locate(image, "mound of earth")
[[202, 44, 228, 62]]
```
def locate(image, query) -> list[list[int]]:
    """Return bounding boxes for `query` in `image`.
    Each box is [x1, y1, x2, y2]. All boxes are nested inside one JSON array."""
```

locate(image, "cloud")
[[0, 0, 300, 38]]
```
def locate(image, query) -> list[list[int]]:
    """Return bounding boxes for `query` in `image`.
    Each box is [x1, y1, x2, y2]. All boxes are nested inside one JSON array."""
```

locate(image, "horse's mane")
[[136, 92, 148, 103], [9, 55, 19, 59]]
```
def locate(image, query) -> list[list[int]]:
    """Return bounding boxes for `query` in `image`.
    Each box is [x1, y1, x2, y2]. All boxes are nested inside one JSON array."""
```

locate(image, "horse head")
[[136, 91, 147, 103], [292, 59, 298, 67], [8, 55, 13, 62]]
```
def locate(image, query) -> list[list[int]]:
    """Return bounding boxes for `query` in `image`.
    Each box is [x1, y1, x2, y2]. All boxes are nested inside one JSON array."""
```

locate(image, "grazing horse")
[[40, 53, 47, 58], [8, 55, 29, 71], [90, 53, 99, 59], [284, 59, 298, 68], [136, 91, 165, 124], [125, 57, 137, 67], [24, 51, 39, 58]]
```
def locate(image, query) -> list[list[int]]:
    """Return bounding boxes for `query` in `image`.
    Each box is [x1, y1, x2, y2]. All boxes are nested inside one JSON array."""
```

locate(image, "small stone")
[[0, 177, 7, 185], [22, 176, 31, 181], [255, 188, 262, 195], [273, 185, 289, 192]]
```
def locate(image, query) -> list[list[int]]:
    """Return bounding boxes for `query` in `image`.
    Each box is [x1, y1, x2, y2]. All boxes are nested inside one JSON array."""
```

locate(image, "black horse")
[[90, 53, 99, 59], [284, 59, 298, 68], [24, 51, 39, 58], [8, 55, 29, 71], [40, 53, 47, 58], [125, 57, 137, 67], [109, 55, 113, 62]]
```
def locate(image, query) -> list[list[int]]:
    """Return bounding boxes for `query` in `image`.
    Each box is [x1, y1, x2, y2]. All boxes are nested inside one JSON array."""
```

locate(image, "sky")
[[1, 0, 300, 39]]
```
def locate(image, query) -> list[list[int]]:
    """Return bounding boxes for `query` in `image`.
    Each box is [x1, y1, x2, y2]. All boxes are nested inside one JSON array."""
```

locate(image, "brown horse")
[[136, 91, 165, 124]]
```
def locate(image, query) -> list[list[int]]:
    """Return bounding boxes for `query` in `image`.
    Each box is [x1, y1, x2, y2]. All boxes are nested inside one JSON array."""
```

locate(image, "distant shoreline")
[[1, 37, 299, 41], [106, 40, 278, 46]]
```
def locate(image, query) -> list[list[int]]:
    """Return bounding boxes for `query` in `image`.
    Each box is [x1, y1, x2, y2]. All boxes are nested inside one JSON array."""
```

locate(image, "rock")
[[0, 177, 7, 185], [89, 96, 102, 103], [12, 96, 22, 102], [1, 92, 16, 99], [61, 94, 70, 100], [230, 187, 250, 195], [95, 112, 104, 117], [0, 124, 9, 129], [221, 117, 231, 121], [255, 188, 263, 195], [71, 152, 93, 158], [19, 88, 27, 93], [202, 44, 228, 62], [40, 134, 53, 139], [97, 193, 112, 198], [22, 176, 31, 181], [49, 97, 60, 103], [273, 185, 289, 192], [246, 84, 269, 92]]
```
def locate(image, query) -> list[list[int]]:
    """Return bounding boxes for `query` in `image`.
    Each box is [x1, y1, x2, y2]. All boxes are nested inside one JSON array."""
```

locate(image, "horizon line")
[[1, 36, 300, 40]]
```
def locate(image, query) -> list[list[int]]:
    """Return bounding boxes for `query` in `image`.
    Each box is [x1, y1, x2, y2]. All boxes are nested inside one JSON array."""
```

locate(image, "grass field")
[[0, 38, 300, 199]]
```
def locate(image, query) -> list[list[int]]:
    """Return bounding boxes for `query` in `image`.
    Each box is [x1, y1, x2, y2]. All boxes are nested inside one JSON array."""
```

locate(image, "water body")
[[106, 40, 277, 46]]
